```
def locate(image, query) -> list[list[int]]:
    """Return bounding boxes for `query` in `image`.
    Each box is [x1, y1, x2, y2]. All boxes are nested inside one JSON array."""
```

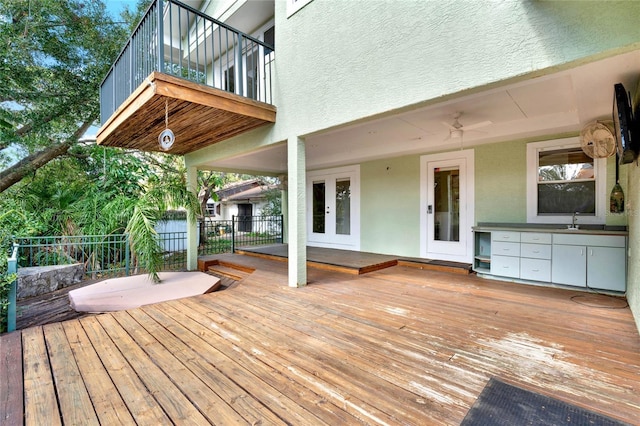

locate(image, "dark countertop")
[[474, 222, 628, 236]]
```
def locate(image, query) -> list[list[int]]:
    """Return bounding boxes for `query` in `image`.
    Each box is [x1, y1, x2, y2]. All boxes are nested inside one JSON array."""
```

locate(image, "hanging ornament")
[[158, 99, 175, 151], [610, 153, 625, 213]]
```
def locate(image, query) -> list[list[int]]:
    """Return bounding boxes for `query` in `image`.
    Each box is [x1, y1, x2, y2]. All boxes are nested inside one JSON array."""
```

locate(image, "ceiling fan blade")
[[462, 120, 492, 131]]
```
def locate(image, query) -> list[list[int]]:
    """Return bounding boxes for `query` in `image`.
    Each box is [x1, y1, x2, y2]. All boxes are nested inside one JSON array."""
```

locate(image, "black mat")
[[461, 378, 630, 425]]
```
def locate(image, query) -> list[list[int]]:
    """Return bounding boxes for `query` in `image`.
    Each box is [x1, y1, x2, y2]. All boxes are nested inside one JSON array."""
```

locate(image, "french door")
[[307, 166, 360, 249], [420, 150, 474, 262]]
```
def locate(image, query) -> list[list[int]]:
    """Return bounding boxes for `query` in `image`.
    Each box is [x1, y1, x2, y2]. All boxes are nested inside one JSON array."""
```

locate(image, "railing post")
[[7, 243, 19, 332], [125, 234, 130, 276], [157, 0, 165, 73], [279, 214, 284, 244], [236, 33, 244, 96], [232, 215, 236, 253]]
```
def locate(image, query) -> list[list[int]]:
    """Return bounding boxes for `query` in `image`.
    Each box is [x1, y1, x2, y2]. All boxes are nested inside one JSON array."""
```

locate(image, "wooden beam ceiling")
[[96, 72, 276, 155]]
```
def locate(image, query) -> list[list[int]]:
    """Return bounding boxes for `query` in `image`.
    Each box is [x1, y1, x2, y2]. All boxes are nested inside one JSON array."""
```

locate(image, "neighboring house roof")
[[214, 178, 263, 200], [223, 184, 278, 203], [207, 179, 277, 204]]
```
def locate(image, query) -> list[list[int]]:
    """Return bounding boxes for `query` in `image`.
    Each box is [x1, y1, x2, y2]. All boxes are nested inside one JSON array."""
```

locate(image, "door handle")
[[427, 205, 433, 214]]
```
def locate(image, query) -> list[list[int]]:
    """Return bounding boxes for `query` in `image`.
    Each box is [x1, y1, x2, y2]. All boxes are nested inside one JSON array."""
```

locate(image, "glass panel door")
[[434, 167, 459, 242], [312, 181, 326, 234], [307, 167, 360, 249], [335, 178, 351, 235], [422, 151, 473, 262]]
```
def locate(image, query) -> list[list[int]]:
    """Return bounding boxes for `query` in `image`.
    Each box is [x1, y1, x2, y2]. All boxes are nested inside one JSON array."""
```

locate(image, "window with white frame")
[[287, 0, 313, 17], [526, 138, 606, 224]]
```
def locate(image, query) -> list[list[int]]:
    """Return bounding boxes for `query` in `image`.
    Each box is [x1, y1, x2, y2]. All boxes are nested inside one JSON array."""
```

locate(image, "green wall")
[[359, 138, 629, 257], [474, 141, 527, 224], [360, 155, 420, 257]]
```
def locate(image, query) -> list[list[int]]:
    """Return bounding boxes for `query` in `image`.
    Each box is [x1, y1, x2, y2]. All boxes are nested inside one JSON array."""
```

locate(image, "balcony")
[[97, 0, 276, 155]]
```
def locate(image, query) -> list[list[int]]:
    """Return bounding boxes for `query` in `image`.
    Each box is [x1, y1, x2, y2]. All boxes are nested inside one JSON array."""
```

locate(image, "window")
[[264, 26, 274, 56], [526, 138, 606, 224]]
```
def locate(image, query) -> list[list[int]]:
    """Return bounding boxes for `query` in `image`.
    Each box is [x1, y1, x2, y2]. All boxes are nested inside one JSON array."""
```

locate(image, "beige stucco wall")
[[360, 155, 420, 256]]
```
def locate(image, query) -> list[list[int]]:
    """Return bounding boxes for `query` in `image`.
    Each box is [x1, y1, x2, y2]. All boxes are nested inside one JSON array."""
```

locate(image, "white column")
[[287, 136, 307, 287], [186, 165, 199, 271]]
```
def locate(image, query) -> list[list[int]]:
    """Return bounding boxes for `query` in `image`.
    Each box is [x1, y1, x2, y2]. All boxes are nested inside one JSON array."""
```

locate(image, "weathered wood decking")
[[2, 253, 640, 425]]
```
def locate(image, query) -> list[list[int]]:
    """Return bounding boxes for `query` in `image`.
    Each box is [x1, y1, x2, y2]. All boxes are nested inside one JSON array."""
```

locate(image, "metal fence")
[[200, 215, 283, 253], [100, 0, 275, 124], [11, 215, 283, 276], [2, 216, 283, 332]]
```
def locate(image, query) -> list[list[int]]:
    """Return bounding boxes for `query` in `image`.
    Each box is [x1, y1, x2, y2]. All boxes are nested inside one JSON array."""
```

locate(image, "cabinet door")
[[587, 247, 626, 292], [491, 255, 520, 278], [551, 245, 586, 287], [521, 258, 551, 282]]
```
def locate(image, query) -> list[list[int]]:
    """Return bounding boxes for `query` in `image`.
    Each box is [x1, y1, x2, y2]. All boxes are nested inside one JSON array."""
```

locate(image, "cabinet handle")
[[532, 269, 539, 272], [533, 250, 540, 253], [590, 249, 593, 256]]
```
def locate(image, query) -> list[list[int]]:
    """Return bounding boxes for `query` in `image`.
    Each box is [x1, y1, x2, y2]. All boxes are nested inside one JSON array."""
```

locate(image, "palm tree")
[[125, 173, 201, 283]]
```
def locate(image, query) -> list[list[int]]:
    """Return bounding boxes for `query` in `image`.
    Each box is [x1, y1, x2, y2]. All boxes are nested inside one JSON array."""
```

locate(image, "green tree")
[[0, 0, 136, 192]]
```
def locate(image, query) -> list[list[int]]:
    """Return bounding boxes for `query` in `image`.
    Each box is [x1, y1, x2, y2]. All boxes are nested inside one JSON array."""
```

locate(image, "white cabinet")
[[587, 247, 626, 292], [490, 232, 520, 278], [551, 245, 587, 286], [473, 228, 627, 292], [520, 232, 552, 282], [551, 234, 626, 291]]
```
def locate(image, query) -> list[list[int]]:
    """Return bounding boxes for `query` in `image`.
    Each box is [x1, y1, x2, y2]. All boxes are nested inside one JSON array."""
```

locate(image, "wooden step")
[[397, 259, 472, 275], [207, 265, 248, 281]]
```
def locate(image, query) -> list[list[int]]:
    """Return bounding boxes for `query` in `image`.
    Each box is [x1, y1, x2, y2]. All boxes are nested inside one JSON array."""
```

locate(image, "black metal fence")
[[199, 215, 283, 254], [12, 215, 284, 276], [100, 0, 275, 124]]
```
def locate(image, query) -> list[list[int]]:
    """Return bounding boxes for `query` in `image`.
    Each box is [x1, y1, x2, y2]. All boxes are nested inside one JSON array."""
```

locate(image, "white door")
[[420, 150, 474, 262], [307, 166, 360, 250]]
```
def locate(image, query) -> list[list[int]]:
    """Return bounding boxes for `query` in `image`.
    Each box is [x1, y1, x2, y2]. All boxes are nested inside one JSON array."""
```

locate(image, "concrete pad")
[[69, 272, 220, 313]]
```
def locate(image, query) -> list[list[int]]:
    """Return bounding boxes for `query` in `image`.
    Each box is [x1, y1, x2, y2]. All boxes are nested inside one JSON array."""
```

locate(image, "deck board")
[[42, 322, 100, 425], [79, 316, 171, 424], [21, 327, 62, 426], [62, 320, 134, 425], [2, 254, 640, 424], [0, 331, 23, 425]]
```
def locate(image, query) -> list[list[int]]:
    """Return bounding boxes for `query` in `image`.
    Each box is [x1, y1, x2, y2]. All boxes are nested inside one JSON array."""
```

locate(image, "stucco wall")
[[271, 0, 640, 143], [474, 141, 527, 224], [358, 137, 629, 257], [187, 1, 640, 168], [626, 161, 640, 332], [360, 155, 420, 256]]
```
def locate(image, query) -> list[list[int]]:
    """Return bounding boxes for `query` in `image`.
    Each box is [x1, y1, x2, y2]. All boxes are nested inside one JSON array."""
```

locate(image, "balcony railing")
[[100, 0, 275, 124]]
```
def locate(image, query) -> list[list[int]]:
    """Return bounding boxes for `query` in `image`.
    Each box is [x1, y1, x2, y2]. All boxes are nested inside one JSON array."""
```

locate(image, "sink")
[[567, 225, 580, 231]]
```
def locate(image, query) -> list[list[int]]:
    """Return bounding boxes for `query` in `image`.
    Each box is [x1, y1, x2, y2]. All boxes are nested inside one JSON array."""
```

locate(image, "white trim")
[[306, 165, 361, 250], [526, 138, 607, 224], [287, 0, 313, 17], [420, 149, 475, 263]]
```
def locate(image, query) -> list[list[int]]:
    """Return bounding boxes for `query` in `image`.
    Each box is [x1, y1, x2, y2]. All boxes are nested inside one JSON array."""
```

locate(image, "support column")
[[186, 165, 199, 271], [287, 136, 307, 287]]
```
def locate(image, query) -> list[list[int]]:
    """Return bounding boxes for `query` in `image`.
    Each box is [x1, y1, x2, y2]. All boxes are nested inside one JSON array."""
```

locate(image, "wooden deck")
[[2, 253, 640, 425], [236, 244, 471, 275]]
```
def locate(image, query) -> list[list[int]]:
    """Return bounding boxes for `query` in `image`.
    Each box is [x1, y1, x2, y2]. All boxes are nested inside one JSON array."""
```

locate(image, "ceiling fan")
[[442, 112, 492, 140]]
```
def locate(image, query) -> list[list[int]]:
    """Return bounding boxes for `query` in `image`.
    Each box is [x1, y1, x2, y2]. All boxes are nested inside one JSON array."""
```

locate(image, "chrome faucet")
[[571, 211, 579, 229]]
